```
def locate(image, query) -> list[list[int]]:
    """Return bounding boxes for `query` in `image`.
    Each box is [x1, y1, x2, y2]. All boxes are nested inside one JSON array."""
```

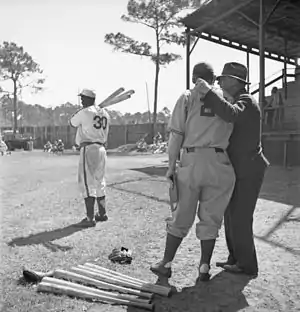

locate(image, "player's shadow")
[[258, 166, 300, 207], [130, 165, 168, 177], [253, 166, 300, 256], [123, 271, 251, 312], [7, 222, 89, 252]]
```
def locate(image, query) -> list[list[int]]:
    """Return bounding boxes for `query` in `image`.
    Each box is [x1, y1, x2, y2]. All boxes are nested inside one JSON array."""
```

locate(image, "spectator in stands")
[[272, 87, 284, 126], [266, 87, 284, 128]]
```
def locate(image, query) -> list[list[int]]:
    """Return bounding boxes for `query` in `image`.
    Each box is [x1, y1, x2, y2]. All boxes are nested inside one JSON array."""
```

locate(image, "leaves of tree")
[[0, 41, 45, 131], [104, 0, 197, 125]]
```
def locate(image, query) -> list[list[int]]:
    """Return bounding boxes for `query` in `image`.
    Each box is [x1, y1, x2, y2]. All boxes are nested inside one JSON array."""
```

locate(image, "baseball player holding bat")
[[150, 62, 236, 281], [70, 89, 110, 227]]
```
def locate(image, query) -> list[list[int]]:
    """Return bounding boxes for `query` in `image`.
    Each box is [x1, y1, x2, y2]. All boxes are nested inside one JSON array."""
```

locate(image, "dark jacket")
[[203, 88, 269, 178]]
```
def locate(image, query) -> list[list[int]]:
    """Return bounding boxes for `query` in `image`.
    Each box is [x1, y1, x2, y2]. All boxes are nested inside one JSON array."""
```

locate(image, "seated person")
[[0, 136, 8, 156]]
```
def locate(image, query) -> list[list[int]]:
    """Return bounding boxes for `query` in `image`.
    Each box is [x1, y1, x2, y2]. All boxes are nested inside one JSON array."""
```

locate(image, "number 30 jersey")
[[70, 105, 110, 146]]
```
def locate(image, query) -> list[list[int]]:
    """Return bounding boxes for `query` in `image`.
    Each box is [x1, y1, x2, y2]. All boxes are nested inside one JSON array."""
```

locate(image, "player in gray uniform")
[[150, 63, 236, 281]]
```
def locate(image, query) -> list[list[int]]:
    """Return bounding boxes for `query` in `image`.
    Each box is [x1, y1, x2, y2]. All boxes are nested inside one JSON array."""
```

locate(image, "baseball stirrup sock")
[[84, 196, 95, 221], [200, 239, 216, 266], [97, 196, 106, 215], [163, 233, 183, 263]]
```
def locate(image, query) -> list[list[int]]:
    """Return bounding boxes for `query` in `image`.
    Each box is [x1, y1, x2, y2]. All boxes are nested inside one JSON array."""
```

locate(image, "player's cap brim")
[[78, 93, 95, 98]]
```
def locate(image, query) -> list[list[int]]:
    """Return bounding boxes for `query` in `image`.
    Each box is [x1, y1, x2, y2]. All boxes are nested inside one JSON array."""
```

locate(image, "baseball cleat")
[[150, 261, 172, 278], [223, 264, 244, 274], [223, 264, 258, 278], [95, 213, 108, 222], [75, 218, 96, 228], [216, 260, 236, 268]]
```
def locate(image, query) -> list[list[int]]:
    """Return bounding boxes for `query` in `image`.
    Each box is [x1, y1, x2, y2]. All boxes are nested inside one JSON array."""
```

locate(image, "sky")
[[0, 0, 295, 114]]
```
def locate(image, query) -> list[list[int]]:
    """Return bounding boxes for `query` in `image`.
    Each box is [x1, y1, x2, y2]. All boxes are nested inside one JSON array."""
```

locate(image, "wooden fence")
[[0, 123, 168, 149]]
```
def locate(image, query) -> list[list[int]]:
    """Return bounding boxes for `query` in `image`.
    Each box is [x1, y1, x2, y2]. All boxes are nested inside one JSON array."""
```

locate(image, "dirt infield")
[[0, 150, 299, 312]]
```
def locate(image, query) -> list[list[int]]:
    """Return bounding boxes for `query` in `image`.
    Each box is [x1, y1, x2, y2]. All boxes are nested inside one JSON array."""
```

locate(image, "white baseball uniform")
[[166, 87, 236, 240], [70, 105, 110, 198]]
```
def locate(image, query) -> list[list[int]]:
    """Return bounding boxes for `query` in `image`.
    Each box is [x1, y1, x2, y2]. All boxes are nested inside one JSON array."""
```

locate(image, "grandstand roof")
[[181, 0, 300, 65]]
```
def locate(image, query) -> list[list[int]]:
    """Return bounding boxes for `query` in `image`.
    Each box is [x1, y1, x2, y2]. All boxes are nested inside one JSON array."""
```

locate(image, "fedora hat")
[[216, 62, 250, 84]]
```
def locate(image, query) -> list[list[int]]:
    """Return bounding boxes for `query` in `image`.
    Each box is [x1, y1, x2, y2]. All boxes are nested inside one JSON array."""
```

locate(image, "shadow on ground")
[[89, 272, 251, 312], [151, 271, 251, 312], [130, 166, 168, 177], [91, 270, 251, 312], [7, 222, 89, 252], [259, 166, 300, 207]]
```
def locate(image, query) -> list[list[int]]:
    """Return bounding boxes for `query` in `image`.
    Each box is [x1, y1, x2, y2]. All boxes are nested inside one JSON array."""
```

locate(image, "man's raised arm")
[[203, 90, 250, 123]]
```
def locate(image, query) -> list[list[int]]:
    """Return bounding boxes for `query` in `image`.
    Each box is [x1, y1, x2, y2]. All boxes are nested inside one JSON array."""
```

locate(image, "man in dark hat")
[[150, 62, 236, 282], [194, 62, 269, 277]]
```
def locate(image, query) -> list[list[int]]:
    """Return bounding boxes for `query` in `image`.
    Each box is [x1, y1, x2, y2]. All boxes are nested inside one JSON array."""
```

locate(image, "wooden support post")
[[259, 0, 265, 112], [186, 28, 190, 90], [246, 50, 250, 92], [283, 140, 287, 168], [33, 127, 36, 148], [284, 39, 288, 100], [124, 125, 128, 145]]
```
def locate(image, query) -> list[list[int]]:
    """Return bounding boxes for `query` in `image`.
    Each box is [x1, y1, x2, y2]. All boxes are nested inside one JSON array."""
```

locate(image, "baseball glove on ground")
[[108, 247, 133, 264]]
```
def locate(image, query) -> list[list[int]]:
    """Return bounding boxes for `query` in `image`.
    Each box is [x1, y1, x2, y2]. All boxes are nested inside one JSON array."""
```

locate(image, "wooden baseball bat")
[[100, 92, 134, 108], [73, 266, 171, 297], [83, 264, 168, 294], [84, 263, 149, 284], [98, 87, 125, 107], [40, 277, 150, 304], [53, 269, 153, 299], [73, 265, 142, 289], [37, 280, 154, 311], [81, 265, 142, 287], [116, 89, 135, 98], [81, 264, 170, 295]]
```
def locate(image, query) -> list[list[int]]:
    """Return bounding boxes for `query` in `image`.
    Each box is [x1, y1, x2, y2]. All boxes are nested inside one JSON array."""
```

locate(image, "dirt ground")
[[0, 150, 299, 312]]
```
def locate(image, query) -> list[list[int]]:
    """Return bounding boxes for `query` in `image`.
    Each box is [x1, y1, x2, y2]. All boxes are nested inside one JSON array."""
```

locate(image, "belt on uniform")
[[185, 147, 224, 153], [80, 142, 104, 148]]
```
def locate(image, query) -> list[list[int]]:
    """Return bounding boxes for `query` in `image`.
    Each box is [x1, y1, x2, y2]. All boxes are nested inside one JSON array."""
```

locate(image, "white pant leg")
[[78, 145, 106, 198]]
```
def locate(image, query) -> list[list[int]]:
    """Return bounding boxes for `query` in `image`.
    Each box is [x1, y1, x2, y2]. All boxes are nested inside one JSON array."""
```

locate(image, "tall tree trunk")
[[152, 31, 160, 138], [153, 60, 159, 125], [13, 79, 18, 134]]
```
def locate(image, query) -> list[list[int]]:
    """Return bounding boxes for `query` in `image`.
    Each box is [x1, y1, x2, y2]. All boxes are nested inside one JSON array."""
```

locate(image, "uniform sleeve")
[[203, 89, 251, 123], [168, 93, 188, 136], [70, 108, 84, 127]]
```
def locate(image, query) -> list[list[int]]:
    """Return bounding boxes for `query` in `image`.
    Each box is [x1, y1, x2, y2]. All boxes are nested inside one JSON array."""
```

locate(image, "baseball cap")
[[192, 62, 215, 83], [78, 89, 96, 99]]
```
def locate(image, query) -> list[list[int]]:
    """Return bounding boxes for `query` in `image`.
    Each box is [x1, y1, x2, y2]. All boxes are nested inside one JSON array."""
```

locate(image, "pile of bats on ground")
[[23, 262, 171, 311]]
